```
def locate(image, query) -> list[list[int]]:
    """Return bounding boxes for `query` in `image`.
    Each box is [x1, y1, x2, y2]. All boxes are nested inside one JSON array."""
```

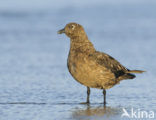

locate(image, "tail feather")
[[117, 73, 136, 81], [117, 70, 145, 81], [127, 70, 145, 74]]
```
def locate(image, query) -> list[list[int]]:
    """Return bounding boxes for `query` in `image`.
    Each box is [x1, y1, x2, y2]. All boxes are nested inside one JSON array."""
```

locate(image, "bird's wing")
[[89, 51, 129, 78]]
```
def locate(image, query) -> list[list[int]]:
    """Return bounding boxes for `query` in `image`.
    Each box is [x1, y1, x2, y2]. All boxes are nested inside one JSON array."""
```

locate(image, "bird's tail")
[[127, 70, 145, 74]]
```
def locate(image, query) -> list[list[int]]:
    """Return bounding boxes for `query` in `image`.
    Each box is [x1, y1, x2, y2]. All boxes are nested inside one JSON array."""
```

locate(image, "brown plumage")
[[58, 22, 145, 104]]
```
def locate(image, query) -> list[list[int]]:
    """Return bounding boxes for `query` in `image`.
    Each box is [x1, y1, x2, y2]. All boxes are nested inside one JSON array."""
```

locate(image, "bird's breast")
[[67, 52, 101, 88], [67, 52, 86, 75]]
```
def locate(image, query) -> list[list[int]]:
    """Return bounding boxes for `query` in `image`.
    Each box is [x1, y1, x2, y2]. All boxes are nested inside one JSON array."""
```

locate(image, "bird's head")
[[58, 23, 86, 38]]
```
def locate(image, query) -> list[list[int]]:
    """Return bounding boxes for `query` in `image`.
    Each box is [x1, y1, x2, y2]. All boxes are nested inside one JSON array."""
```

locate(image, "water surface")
[[0, 1, 156, 120]]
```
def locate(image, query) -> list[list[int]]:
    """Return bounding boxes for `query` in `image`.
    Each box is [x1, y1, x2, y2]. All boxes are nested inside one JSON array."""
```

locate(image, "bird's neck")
[[70, 35, 95, 54]]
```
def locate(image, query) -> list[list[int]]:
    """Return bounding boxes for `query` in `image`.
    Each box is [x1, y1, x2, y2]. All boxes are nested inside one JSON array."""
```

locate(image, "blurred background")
[[0, 0, 156, 120]]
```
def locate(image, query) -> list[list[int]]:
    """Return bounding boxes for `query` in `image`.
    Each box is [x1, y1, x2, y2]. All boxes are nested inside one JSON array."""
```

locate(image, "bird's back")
[[89, 51, 136, 81]]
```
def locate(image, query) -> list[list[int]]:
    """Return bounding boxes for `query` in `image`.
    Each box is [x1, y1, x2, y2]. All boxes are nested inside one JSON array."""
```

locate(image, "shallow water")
[[0, 1, 156, 120]]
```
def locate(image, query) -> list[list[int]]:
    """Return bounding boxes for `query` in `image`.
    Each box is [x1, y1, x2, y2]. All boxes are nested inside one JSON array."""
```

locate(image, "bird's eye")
[[71, 25, 75, 30]]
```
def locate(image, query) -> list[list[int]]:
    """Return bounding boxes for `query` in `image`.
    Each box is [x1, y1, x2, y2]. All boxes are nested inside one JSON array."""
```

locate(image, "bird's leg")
[[103, 89, 106, 105], [86, 87, 90, 103]]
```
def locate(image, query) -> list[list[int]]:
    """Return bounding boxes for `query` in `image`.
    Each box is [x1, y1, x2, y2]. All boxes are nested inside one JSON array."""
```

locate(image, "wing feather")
[[89, 51, 129, 78]]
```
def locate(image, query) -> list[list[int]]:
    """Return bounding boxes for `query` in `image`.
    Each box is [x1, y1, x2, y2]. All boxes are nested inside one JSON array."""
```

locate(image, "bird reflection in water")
[[72, 105, 121, 120]]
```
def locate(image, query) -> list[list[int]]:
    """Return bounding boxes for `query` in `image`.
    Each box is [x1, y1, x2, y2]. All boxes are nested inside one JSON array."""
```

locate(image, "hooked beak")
[[57, 28, 65, 34]]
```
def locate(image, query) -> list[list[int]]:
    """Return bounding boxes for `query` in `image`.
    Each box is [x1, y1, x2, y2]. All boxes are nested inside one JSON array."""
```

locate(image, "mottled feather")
[[89, 51, 131, 78]]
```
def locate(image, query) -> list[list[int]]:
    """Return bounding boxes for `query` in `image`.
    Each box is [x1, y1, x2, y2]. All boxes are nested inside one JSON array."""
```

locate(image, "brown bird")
[[58, 23, 145, 105]]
